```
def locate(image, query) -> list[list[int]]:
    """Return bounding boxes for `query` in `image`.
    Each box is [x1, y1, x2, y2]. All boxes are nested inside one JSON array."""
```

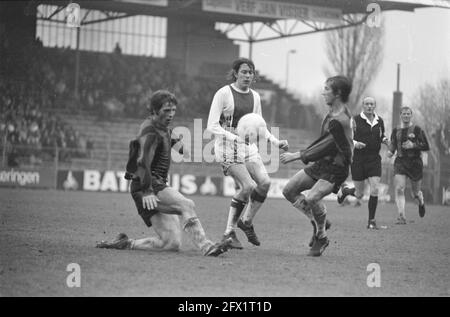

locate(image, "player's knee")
[[410, 189, 419, 198], [354, 189, 364, 199], [159, 229, 181, 251], [282, 186, 295, 202], [184, 198, 195, 211], [396, 186, 405, 195], [174, 198, 195, 214], [240, 180, 257, 197], [304, 193, 320, 206], [369, 187, 379, 197], [165, 238, 181, 251], [257, 178, 271, 193]]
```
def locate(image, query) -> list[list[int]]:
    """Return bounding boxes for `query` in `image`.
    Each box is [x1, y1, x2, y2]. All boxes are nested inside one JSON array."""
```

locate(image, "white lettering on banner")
[[83, 170, 130, 192], [169, 174, 179, 191], [0, 169, 40, 186], [117, 171, 128, 192], [181, 175, 197, 195], [84, 170, 100, 191], [202, 0, 341, 23], [100, 171, 118, 191]]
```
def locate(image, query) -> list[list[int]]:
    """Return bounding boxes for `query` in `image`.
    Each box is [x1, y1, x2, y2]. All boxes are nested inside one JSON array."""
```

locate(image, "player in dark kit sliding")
[[387, 106, 429, 224], [281, 76, 353, 256], [97, 90, 232, 256], [337, 97, 389, 229]]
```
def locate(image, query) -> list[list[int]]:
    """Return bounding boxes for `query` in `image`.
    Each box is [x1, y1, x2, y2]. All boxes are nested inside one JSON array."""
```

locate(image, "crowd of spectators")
[[1, 38, 317, 167], [1, 38, 94, 167], [0, 81, 94, 166]]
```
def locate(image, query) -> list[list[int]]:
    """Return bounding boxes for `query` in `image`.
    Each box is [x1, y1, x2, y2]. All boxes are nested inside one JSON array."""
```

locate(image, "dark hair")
[[148, 90, 177, 114], [226, 58, 256, 81], [400, 106, 412, 114], [326, 76, 352, 103]]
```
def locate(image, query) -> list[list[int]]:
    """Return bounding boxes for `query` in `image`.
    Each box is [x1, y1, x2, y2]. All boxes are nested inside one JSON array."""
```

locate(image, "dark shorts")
[[394, 156, 423, 182], [304, 158, 349, 193], [351, 154, 382, 181], [130, 177, 168, 227]]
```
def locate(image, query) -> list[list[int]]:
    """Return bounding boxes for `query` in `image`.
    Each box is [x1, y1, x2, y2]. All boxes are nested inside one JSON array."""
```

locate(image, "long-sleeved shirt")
[[207, 84, 277, 144], [389, 124, 430, 158], [352, 112, 386, 158]]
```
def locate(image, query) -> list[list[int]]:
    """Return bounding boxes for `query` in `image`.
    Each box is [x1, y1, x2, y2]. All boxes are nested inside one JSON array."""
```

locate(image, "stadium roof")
[[37, 0, 449, 46], [40, 0, 450, 25]]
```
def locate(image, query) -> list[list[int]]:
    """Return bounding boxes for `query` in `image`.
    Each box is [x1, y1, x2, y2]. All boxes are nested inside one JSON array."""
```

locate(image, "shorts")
[[214, 138, 261, 176], [130, 176, 168, 227], [351, 154, 382, 181], [304, 158, 349, 193], [394, 156, 423, 182]]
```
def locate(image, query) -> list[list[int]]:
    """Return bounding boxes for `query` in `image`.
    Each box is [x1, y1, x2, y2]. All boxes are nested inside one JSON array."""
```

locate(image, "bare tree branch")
[[324, 14, 384, 113]]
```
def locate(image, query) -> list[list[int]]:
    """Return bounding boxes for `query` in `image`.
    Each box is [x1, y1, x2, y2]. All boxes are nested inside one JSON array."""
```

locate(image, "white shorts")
[[214, 138, 261, 175]]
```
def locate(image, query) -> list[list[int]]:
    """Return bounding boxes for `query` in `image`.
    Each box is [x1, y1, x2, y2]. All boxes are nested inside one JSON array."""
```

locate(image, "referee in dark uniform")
[[337, 97, 388, 229]]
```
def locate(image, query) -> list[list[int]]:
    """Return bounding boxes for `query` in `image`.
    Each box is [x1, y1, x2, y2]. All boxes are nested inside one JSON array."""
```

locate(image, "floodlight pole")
[[285, 49, 296, 89], [392, 63, 402, 130]]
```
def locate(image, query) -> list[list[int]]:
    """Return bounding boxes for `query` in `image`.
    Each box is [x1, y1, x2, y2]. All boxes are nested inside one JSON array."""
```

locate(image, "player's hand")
[[142, 193, 160, 210], [277, 140, 289, 151], [354, 141, 366, 149], [402, 140, 415, 149], [386, 151, 394, 158], [382, 137, 389, 146], [280, 152, 298, 164]]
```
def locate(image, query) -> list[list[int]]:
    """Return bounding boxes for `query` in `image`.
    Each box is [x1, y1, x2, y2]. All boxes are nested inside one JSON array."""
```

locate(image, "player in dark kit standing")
[[97, 90, 232, 256], [387, 106, 429, 224], [281, 76, 353, 256], [337, 97, 389, 229]]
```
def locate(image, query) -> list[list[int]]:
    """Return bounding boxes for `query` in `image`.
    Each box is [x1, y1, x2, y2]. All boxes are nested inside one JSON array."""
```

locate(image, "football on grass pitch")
[[236, 113, 267, 144]]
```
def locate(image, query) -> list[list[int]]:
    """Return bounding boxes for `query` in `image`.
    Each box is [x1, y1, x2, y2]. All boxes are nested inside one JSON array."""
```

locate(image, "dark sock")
[[231, 198, 247, 222], [368, 195, 378, 220]]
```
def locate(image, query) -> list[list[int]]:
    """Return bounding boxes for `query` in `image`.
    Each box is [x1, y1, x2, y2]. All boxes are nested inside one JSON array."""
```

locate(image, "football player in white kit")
[[207, 58, 289, 248]]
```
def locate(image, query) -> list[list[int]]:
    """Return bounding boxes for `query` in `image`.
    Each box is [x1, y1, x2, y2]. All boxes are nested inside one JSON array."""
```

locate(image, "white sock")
[[395, 192, 406, 218]]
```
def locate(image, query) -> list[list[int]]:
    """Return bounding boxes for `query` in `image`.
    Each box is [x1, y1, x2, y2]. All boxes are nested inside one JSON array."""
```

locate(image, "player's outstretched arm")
[[280, 151, 301, 164], [298, 133, 336, 164]]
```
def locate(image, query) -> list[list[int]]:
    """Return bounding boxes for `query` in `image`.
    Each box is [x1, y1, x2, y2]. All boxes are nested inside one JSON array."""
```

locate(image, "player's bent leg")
[[238, 159, 270, 246], [282, 169, 315, 203], [242, 158, 270, 223], [305, 179, 333, 236], [411, 179, 425, 218], [305, 180, 333, 256], [155, 187, 217, 254], [130, 213, 181, 251], [222, 164, 256, 249], [282, 170, 322, 246], [394, 174, 407, 224]]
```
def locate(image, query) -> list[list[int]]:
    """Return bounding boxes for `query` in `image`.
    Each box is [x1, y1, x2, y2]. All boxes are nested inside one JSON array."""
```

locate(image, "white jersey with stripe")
[[207, 84, 277, 164], [207, 84, 277, 141]]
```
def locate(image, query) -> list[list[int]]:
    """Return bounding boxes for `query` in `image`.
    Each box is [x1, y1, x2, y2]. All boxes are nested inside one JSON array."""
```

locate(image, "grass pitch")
[[0, 188, 449, 296]]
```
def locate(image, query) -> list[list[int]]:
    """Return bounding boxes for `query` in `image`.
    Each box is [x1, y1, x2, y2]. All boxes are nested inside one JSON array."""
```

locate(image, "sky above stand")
[[236, 7, 450, 112]]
